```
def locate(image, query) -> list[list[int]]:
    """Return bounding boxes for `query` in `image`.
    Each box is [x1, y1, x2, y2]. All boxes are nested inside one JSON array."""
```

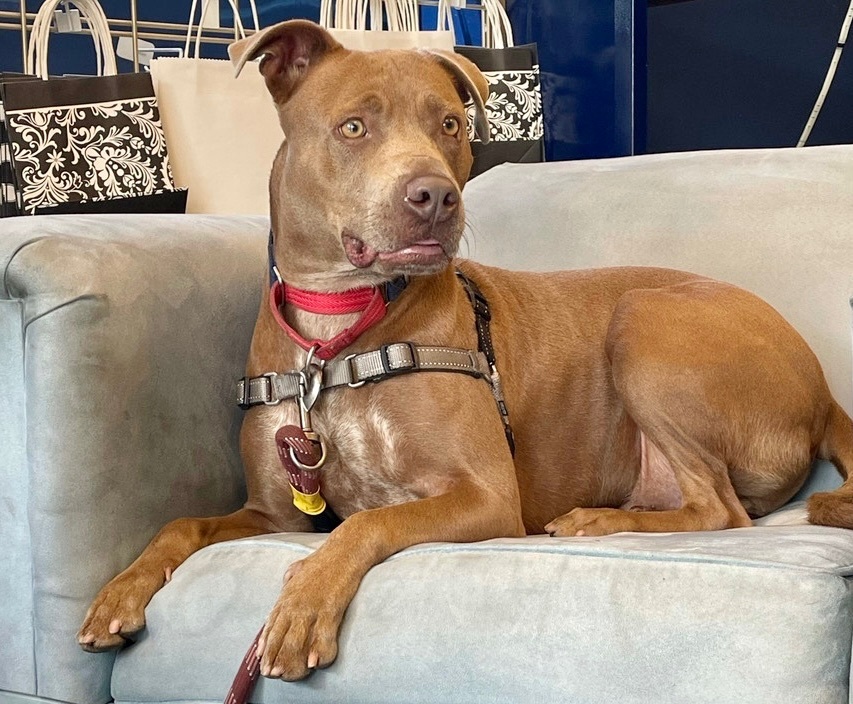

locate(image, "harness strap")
[[455, 271, 517, 456], [224, 273, 517, 704], [238, 344, 490, 409]]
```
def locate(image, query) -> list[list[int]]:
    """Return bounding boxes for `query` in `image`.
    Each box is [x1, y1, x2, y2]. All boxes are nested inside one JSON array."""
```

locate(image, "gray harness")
[[236, 271, 516, 456]]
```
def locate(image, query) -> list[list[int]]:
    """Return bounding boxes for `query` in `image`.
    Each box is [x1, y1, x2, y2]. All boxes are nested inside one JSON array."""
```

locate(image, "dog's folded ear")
[[427, 51, 491, 145], [229, 20, 344, 103]]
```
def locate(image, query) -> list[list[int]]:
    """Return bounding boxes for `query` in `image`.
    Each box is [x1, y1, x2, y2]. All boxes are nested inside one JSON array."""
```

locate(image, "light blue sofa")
[[2, 145, 852, 704]]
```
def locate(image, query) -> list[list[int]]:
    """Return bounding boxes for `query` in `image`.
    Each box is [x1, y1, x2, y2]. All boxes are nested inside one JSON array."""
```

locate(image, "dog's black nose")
[[404, 176, 459, 222]]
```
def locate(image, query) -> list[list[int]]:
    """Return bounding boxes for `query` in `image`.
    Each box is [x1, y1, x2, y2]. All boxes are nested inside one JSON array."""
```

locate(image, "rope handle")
[[184, 0, 261, 59], [26, 0, 117, 78], [436, 0, 514, 48], [320, 0, 422, 31]]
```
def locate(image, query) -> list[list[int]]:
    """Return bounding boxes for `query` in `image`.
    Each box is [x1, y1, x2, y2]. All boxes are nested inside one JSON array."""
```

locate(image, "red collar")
[[270, 280, 393, 361]]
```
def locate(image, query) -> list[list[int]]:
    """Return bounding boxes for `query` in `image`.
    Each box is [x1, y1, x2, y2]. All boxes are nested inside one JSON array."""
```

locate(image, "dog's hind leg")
[[545, 424, 753, 537], [807, 401, 853, 528], [77, 507, 281, 651], [547, 279, 827, 538]]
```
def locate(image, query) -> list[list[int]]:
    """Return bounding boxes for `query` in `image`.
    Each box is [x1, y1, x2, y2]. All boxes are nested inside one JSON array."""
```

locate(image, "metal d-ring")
[[288, 434, 328, 471]]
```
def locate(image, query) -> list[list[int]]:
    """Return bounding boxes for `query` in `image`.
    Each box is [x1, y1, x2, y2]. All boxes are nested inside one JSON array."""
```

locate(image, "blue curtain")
[[505, 0, 646, 162]]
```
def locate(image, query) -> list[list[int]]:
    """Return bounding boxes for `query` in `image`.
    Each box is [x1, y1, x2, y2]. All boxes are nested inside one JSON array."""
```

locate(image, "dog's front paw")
[[546, 507, 636, 537], [258, 557, 347, 681], [77, 568, 165, 652]]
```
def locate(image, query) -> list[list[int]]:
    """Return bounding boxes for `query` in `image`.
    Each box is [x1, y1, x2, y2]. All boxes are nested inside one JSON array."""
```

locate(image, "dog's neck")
[[275, 266, 459, 359], [282, 299, 362, 349]]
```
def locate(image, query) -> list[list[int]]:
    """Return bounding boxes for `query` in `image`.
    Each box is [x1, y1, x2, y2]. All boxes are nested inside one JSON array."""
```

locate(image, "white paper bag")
[[150, 57, 282, 215], [328, 28, 454, 51], [149, 0, 282, 215]]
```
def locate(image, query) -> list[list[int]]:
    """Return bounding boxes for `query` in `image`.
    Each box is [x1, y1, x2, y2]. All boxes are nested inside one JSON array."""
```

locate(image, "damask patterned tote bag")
[[1, 73, 185, 215], [440, 0, 544, 179], [0, 73, 35, 218], [1, 0, 184, 215]]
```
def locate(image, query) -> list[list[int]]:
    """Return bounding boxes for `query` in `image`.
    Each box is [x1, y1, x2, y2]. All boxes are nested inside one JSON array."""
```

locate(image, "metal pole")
[[0, 10, 241, 35], [130, 0, 139, 71], [0, 20, 238, 44], [19, 0, 27, 71]]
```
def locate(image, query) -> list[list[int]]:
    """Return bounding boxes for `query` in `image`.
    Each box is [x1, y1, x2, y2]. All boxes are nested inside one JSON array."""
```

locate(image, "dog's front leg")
[[259, 479, 524, 680], [78, 508, 283, 651]]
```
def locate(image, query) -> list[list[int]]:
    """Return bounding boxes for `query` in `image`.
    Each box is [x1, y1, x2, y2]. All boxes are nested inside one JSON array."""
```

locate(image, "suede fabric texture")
[[0, 215, 268, 703], [1, 145, 853, 704], [112, 527, 853, 704], [0, 300, 32, 697]]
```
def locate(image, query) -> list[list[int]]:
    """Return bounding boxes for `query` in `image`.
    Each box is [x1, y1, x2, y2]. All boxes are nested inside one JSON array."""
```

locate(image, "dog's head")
[[230, 20, 489, 289]]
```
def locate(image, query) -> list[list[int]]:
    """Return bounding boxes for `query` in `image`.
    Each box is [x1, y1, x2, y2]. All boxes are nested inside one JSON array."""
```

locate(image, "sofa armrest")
[[0, 214, 267, 703]]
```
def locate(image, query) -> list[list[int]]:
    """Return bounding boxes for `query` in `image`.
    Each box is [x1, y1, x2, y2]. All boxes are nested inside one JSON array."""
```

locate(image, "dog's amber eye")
[[340, 119, 366, 139], [442, 117, 460, 136]]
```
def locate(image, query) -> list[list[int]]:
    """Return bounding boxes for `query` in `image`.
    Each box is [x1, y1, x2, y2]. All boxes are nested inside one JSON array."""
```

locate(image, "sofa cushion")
[[113, 516, 853, 704]]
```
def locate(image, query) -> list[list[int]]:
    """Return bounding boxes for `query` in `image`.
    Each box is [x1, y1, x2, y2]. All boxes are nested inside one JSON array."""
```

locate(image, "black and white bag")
[[1, 0, 185, 216], [2, 73, 184, 215], [440, 0, 545, 179], [0, 73, 34, 218], [454, 43, 544, 178]]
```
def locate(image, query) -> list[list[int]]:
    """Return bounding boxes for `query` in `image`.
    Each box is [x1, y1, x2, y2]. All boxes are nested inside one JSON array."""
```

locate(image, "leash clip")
[[291, 346, 328, 471], [297, 346, 324, 416]]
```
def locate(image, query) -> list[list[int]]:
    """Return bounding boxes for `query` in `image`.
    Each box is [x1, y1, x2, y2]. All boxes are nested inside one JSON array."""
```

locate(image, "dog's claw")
[[261, 557, 344, 681], [77, 568, 161, 653]]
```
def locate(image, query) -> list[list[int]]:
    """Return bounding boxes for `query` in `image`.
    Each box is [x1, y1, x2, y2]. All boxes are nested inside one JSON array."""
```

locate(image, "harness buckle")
[[262, 372, 280, 406], [345, 353, 367, 388], [237, 377, 251, 410], [379, 342, 418, 376]]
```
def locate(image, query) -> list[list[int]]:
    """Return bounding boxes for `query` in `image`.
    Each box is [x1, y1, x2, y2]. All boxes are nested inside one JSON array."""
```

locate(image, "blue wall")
[[647, 0, 853, 150], [506, 0, 646, 161]]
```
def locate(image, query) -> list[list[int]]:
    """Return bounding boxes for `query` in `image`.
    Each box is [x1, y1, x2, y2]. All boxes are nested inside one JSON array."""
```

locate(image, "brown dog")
[[78, 20, 853, 682]]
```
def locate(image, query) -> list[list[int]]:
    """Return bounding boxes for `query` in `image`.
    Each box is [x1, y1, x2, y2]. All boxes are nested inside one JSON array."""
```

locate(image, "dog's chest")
[[261, 395, 420, 518]]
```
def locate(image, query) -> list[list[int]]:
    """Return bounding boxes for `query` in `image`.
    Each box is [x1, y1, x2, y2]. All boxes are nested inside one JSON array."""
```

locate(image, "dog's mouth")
[[343, 234, 450, 271]]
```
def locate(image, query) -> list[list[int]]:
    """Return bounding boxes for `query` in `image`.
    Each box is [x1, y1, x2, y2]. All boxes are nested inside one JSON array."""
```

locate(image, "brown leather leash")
[[223, 425, 326, 703], [223, 626, 263, 704]]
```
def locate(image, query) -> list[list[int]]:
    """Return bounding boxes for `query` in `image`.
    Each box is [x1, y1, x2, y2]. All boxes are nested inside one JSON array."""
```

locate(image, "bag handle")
[[481, 0, 513, 49], [26, 0, 118, 79], [437, 0, 514, 48], [184, 0, 260, 59], [320, 0, 421, 31]]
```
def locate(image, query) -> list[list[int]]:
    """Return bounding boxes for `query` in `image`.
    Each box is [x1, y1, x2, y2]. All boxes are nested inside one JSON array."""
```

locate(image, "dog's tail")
[[808, 401, 853, 528]]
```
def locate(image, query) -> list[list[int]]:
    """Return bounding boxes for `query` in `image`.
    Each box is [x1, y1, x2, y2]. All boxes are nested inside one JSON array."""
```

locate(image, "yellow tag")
[[291, 486, 327, 516]]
